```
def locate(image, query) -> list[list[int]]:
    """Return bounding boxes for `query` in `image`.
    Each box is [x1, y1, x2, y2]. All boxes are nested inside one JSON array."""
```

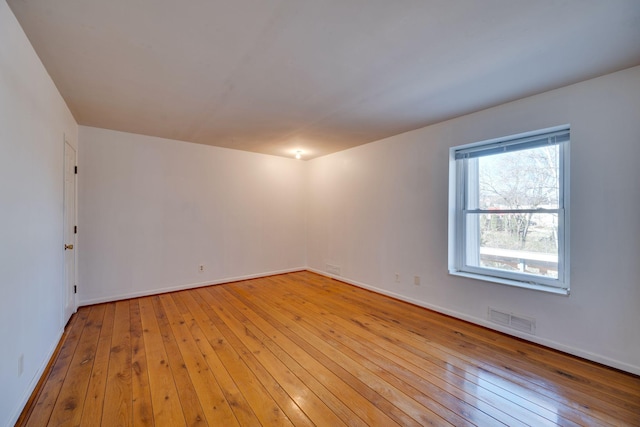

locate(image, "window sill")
[[449, 270, 569, 295]]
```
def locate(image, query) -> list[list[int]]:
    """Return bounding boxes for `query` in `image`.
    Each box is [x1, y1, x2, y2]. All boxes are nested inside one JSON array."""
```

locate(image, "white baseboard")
[[78, 267, 306, 306], [306, 268, 640, 376], [8, 327, 65, 427], [73, 265, 639, 375]]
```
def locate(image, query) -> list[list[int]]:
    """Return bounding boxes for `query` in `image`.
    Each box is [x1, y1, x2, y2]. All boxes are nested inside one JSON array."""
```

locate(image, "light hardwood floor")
[[17, 271, 640, 426]]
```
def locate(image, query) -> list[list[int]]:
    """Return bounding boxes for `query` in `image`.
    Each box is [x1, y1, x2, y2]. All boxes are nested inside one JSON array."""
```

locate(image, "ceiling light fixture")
[[295, 150, 303, 160]]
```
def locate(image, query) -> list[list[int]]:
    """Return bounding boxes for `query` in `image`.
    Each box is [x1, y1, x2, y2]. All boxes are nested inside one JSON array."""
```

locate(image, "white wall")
[[307, 66, 640, 374], [77, 127, 306, 305], [0, 2, 79, 426]]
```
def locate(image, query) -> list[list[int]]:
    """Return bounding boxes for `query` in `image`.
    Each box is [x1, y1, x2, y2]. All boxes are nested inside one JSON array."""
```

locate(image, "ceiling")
[[7, 0, 640, 160]]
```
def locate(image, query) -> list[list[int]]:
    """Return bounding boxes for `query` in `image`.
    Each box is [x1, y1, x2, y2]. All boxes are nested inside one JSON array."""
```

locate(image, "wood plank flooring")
[[17, 271, 640, 426]]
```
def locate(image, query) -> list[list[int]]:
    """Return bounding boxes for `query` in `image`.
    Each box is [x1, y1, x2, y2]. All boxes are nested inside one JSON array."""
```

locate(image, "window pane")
[[466, 212, 559, 279], [473, 145, 560, 210], [451, 127, 569, 291]]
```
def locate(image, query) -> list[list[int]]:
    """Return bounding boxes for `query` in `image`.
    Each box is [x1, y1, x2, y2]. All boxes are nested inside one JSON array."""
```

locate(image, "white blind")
[[455, 129, 569, 160]]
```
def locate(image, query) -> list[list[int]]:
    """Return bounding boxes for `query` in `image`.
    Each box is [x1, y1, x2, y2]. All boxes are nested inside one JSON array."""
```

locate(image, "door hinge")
[[74, 225, 77, 234], [73, 285, 77, 294], [74, 166, 77, 174]]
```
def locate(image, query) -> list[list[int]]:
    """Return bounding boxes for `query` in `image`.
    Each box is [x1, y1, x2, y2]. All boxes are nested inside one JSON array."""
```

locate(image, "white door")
[[63, 141, 77, 323]]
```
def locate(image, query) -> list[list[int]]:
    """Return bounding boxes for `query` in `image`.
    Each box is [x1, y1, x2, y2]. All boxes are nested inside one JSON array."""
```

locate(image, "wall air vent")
[[488, 308, 510, 326], [488, 308, 536, 335]]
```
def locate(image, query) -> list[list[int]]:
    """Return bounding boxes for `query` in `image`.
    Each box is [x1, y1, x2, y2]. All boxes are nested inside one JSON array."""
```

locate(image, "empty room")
[[2, 0, 640, 426]]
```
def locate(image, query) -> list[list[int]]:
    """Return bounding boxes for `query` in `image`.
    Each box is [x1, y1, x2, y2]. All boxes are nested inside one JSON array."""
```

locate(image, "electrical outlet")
[[199, 264, 205, 273], [395, 273, 400, 283], [414, 276, 421, 286], [18, 354, 24, 377]]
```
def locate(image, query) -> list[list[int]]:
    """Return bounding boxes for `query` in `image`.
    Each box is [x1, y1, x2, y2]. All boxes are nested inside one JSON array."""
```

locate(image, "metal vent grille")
[[488, 308, 510, 326], [488, 308, 536, 335]]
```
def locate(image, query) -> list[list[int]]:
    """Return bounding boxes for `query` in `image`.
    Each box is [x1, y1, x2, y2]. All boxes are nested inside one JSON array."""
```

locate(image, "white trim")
[[449, 270, 569, 295], [78, 267, 306, 306], [306, 268, 639, 376], [449, 125, 570, 292], [8, 327, 65, 427]]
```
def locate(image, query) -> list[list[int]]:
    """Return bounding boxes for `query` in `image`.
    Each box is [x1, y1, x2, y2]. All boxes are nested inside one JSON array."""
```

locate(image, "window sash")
[[460, 209, 565, 288], [451, 127, 569, 291], [464, 208, 560, 214]]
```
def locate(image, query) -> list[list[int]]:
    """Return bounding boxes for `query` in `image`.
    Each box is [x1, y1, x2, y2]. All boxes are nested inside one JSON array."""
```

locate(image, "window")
[[448, 126, 570, 294]]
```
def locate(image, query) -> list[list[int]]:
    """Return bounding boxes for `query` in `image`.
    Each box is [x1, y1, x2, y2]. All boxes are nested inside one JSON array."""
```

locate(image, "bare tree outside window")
[[473, 145, 560, 277]]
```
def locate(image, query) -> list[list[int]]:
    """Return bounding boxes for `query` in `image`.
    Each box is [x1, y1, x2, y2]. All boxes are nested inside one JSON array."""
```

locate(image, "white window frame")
[[448, 125, 570, 295]]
